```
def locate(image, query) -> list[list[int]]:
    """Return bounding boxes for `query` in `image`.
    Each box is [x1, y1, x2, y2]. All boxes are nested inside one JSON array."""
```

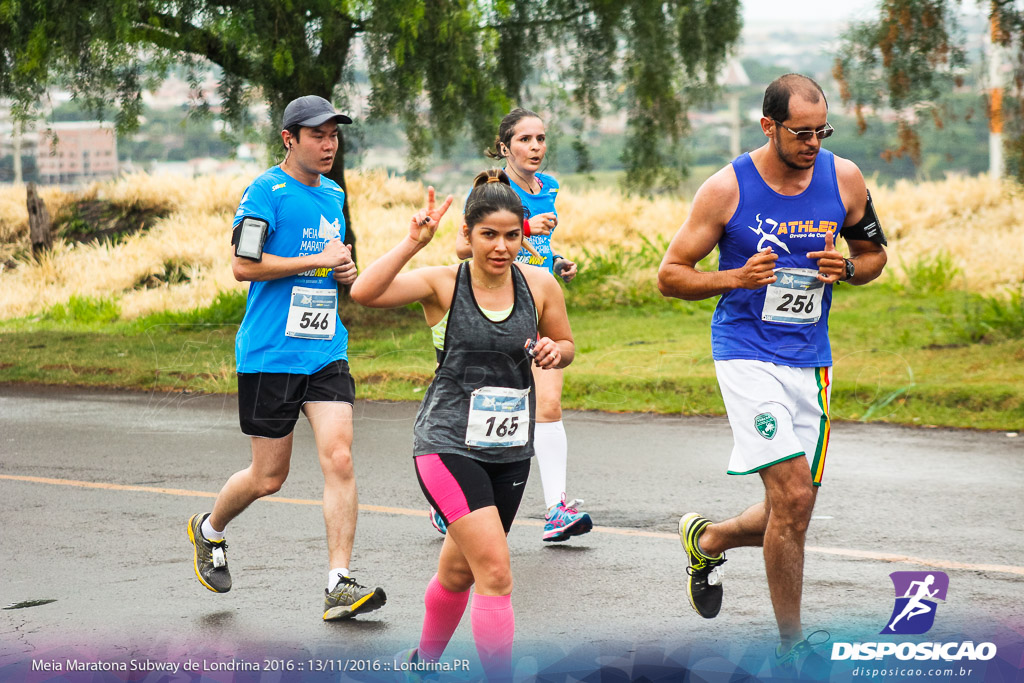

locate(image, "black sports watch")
[[842, 258, 855, 282]]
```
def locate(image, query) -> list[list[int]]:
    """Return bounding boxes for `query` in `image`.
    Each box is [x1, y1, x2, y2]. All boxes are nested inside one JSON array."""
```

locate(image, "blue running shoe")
[[392, 648, 439, 683], [429, 507, 447, 535], [542, 495, 593, 542]]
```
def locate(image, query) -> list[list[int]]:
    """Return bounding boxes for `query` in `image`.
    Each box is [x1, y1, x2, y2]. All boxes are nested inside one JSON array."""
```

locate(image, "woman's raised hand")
[[409, 186, 455, 245]]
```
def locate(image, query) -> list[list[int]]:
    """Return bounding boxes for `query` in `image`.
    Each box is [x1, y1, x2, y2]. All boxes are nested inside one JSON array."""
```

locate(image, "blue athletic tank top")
[[711, 150, 847, 367], [511, 172, 559, 273]]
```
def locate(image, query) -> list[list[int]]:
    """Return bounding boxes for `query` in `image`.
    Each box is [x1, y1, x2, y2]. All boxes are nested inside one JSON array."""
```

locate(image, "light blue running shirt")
[[232, 166, 350, 374], [511, 172, 559, 273]]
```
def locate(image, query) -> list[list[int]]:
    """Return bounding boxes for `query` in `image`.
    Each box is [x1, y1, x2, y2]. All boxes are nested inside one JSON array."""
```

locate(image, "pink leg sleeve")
[[470, 592, 514, 681], [418, 574, 471, 663]]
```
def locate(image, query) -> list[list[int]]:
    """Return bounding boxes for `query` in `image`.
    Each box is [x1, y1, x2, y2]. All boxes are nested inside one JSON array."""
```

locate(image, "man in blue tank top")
[[658, 74, 887, 668], [186, 95, 386, 622]]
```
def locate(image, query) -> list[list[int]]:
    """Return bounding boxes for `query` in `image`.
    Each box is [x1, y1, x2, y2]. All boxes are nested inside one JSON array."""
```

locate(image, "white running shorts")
[[714, 359, 832, 486]]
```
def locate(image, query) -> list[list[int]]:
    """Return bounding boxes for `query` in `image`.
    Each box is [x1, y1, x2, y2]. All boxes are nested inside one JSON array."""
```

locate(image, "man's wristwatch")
[[842, 258, 855, 282]]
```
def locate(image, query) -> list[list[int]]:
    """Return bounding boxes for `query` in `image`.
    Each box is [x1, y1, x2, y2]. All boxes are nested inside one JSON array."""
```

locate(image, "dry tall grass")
[[1, 170, 1021, 320], [870, 176, 1024, 292], [0, 173, 246, 319]]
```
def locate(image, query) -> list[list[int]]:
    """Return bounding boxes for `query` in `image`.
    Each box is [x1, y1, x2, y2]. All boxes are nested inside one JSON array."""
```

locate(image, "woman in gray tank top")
[[351, 170, 574, 680]]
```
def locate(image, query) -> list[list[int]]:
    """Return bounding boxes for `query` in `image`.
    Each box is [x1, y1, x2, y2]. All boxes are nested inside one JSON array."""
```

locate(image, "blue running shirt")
[[712, 150, 847, 367], [511, 172, 559, 273], [232, 166, 349, 374]]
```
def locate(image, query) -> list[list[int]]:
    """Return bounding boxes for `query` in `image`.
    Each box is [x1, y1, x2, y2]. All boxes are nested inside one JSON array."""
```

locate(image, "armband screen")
[[232, 217, 269, 261], [843, 190, 887, 245]]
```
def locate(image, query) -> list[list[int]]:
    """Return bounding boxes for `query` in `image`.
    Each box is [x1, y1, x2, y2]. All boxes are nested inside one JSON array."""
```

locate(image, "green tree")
[[831, 1, 1024, 176], [1, 0, 742, 253]]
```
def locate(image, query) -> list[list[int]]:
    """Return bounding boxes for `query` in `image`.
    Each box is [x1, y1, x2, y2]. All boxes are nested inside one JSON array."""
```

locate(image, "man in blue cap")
[[187, 95, 386, 622]]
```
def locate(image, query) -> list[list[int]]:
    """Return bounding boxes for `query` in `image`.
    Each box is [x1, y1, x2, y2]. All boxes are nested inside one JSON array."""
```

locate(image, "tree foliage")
[[1, 0, 742, 199], [831, 1, 1024, 176]]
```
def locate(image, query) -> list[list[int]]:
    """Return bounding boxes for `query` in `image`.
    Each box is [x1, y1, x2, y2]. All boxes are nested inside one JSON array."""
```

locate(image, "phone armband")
[[232, 216, 269, 261], [843, 190, 887, 246]]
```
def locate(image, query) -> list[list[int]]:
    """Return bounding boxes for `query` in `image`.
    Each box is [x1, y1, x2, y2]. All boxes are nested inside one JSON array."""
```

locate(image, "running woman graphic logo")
[[754, 412, 777, 440], [881, 571, 949, 635]]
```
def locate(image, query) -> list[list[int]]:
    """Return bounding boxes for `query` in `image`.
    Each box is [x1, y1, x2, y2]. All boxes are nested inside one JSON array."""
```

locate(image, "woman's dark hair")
[[762, 74, 827, 124], [485, 108, 542, 160], [464, 169, 524, 229]]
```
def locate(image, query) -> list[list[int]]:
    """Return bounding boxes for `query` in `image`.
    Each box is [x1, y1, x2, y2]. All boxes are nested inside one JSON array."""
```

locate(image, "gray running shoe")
[[679, 512, 726, 618], [323, 575, 387, 621], [187, 513, 231, 593]]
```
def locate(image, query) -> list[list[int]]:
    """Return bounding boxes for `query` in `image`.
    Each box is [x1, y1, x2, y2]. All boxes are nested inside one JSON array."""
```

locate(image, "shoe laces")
[[551, 494, 584, 517], [686, 555, 726, 584], [548, 502, 583, 524], [802, 629, 831, 648], [777, 630, 830, 663], [333, 575, 367, 594], [563, 498, 583, 513]]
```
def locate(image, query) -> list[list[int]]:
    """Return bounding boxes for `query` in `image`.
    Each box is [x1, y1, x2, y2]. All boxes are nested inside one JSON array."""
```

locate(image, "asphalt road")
[[1, 385, 1021, 681]]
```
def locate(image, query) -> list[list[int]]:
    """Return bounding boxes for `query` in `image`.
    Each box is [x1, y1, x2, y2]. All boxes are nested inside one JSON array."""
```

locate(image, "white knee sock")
[[534, 420, 568, 510]]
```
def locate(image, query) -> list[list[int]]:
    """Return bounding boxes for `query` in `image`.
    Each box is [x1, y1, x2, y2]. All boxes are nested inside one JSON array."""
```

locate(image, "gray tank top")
[[413, 261, 538, 463]]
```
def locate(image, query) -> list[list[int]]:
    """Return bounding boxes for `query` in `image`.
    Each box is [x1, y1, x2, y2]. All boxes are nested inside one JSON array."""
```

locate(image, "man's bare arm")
[[658, 167, 778, 300]]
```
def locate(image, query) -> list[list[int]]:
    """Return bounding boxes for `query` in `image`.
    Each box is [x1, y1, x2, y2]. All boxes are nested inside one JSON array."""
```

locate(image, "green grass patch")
[[0, 326, 238, 393], [128, 290, 248, 331], [895, 250, 962, 294], [2, 250, 1022, 430], [566, 236, 718, 312], [42, 295, 122, 325]]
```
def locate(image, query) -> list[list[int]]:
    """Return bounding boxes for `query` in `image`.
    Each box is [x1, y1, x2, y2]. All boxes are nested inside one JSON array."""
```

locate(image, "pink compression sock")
[[418, 575, 471, 662], [470, 592, 514, 682]]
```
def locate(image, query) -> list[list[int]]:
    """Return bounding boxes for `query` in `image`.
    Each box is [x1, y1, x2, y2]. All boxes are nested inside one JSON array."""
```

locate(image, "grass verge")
[[1, 273, 1022, 430]]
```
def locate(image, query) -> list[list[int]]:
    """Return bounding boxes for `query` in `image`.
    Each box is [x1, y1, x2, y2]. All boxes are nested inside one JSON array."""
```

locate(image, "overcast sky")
[[743, 0, 983, 25], [743, 0, 877, 25]]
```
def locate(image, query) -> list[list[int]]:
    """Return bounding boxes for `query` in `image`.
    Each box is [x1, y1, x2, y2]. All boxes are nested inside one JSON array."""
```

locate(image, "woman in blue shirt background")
[[452, 108, 593, 543]]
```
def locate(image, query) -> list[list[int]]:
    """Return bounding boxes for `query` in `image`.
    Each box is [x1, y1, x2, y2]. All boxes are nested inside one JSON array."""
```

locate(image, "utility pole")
[[721, 59, 751, 160], [13, 118, 23, 184], [988, 2, 1005, 179]]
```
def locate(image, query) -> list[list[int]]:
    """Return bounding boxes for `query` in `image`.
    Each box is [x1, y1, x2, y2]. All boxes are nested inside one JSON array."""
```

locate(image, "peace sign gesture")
[[409, 186, 455, 245]]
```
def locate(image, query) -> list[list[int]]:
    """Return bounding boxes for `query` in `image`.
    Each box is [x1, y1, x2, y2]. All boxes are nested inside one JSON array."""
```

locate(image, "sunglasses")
[[774, 121, 834, 141]]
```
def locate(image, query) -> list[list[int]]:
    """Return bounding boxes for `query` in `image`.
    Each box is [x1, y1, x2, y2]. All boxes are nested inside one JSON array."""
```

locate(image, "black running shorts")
[[237, 359, 355, 439], [414, 453, 531, 534]]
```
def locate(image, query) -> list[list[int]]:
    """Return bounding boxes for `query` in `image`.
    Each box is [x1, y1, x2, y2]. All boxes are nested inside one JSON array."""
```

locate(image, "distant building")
[[34, 122, 118, 184]]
